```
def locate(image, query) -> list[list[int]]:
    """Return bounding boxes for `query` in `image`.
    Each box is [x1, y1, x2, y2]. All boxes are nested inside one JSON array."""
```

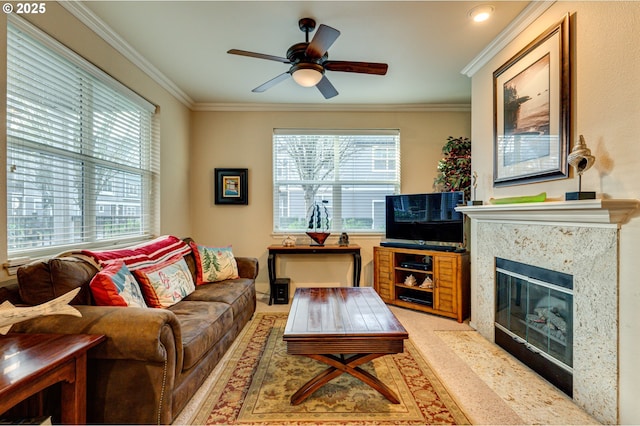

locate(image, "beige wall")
[[0, 3, 192, 281], [470, 2, 640, 422], [189, 110, 470, 292]]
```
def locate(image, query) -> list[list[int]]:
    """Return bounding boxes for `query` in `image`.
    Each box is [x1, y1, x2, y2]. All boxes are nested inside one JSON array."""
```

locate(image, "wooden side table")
[[0, 333, 106, 424]]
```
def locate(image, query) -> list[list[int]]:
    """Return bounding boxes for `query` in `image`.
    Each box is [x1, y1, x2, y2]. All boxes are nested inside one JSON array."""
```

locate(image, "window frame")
[[6, 16, 159, 258], [272, 129, 400, 235]]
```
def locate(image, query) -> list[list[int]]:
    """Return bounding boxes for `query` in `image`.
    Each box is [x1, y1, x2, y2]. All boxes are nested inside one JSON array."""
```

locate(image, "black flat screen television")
[[384, 191, 464, 248]]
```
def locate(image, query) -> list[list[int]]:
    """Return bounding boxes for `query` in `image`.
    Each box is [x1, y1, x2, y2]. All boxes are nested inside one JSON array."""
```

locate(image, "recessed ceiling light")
[[468, 5, 495, 23]]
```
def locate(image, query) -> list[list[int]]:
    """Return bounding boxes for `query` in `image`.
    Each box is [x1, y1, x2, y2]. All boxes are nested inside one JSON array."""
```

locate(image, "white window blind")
[[273, 129, 400, 234], [6, 17, 159, 257]]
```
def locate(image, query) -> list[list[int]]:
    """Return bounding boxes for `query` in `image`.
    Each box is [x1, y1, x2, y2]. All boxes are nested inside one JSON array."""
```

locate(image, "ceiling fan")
[[227, 18, 388, 99]]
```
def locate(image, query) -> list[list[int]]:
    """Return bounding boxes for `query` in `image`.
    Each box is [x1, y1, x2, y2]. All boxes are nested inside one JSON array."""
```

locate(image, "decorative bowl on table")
[[306, 232, 330, 246]]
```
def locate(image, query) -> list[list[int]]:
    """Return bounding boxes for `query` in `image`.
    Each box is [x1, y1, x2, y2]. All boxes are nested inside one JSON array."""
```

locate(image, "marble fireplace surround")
[[457, 199, 639, 425]]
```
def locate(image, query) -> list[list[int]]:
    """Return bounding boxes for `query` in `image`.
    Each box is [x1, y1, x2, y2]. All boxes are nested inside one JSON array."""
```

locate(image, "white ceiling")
[[75, 1, 532, 107]]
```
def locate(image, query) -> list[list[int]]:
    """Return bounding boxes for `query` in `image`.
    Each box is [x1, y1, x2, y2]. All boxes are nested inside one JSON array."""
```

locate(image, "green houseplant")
[[433, 136, 472, 201]]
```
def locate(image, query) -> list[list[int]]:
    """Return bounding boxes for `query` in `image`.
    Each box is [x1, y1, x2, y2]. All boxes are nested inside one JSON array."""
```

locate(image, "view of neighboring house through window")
[[273, 129, 400, 234], [6, 17, 159, 257]]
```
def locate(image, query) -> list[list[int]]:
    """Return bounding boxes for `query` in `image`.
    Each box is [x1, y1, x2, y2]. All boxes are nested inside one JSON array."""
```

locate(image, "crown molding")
[[59, 0, 194, 108], [192, 102, 471, 112], [461, 0, 556, 77]]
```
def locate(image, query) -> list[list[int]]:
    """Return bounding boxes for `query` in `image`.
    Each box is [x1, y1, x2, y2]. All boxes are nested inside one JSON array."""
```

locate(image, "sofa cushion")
[[17, 256, 97, 305], [183, 278, 255, 320], [90, 261, 147, 308], [189, 242, 239, 284], [133, 255, 196, 308], [169, 301, 233, 370]]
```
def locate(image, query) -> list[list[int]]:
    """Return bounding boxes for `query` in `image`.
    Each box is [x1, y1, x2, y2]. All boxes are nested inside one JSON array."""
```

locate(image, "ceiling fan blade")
[[305, 24, 340, 59], [316, 75, 338, 99], [252, 72, 291, 93], [227, 49, 290, 64], [324, 61, 388, 75]]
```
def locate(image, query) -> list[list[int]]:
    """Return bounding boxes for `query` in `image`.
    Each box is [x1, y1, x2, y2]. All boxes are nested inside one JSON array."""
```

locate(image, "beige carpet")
[[190, 312, 470, 425]]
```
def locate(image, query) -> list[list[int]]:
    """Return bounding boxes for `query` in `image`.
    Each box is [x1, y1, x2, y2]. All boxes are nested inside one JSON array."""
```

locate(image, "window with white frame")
[[6, 17, 159, 257], [273, 129, 400, 234]]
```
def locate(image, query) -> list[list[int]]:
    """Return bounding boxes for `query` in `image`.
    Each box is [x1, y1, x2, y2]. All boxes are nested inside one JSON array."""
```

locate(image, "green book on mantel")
[[489, 192, 547, 205]]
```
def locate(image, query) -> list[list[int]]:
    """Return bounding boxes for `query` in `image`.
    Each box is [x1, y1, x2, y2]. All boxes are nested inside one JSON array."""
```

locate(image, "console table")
[[0, 333, 106, 424], [267, 244, 361, 305]]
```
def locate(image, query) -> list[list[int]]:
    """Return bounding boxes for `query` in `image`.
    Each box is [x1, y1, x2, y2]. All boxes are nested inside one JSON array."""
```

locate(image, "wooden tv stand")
[[373, 245, 470, 322]]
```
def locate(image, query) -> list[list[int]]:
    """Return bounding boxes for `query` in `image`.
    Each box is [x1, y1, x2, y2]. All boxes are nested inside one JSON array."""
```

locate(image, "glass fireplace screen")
[[495, 258, 573, 371]]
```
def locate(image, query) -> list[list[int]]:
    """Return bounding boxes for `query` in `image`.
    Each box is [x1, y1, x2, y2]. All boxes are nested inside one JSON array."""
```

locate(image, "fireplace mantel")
[[456, 199, 639, 226], [460, 197, 636, 423]]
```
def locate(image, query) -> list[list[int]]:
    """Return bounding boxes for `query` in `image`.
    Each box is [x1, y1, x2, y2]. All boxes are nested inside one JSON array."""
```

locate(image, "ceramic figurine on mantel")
[[467, 171, 483, 206], [565, 135, 596, 200]]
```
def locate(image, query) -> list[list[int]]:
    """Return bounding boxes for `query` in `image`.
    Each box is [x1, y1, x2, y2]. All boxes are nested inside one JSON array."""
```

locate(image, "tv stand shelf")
[[395, 282, 433, 293], [374, 245, 470, 322]]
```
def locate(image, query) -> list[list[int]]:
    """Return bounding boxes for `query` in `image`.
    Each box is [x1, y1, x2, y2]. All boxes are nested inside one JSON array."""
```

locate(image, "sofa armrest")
[[11, 305, 183, 366], [236, 257, 259, 280]]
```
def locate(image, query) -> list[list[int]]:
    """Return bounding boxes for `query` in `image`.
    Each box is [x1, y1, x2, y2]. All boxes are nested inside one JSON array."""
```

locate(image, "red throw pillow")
[[90, 261, 147, 307]]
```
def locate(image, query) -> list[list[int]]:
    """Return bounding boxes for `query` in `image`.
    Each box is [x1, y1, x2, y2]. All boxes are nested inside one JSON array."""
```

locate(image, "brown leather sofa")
[[0, 238, 258, 424]]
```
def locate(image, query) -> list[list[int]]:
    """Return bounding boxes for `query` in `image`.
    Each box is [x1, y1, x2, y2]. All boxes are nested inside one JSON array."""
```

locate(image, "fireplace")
[[456, 199, 640, 424], [494, 258, 573, 396]]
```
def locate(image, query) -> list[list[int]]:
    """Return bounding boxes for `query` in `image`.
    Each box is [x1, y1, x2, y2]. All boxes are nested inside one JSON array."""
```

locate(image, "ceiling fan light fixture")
[[228, 18, 388, 98], [468, 4, 494, 22], [291, 63, 324, 87]]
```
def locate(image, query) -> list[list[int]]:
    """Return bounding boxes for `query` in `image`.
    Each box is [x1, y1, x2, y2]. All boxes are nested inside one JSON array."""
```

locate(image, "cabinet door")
[[434, 256, 458, 315], [374, 247, 393, 302]]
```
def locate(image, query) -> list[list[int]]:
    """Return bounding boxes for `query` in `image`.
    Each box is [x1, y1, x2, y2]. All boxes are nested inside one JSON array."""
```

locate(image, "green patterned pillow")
[[189, 242, 239, 284]]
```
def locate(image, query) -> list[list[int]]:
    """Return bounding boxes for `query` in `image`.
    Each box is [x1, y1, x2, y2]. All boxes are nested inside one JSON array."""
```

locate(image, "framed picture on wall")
[[214, 168, 248, 205], [493, 14, 570, 186]]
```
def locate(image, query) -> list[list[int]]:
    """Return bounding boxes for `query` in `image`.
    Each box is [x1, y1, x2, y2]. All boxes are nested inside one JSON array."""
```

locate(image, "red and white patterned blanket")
[[74, 235, 191, 270]]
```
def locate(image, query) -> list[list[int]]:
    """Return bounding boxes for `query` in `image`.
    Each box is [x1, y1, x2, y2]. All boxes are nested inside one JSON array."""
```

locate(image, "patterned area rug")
[[192, 313, 470, 425]]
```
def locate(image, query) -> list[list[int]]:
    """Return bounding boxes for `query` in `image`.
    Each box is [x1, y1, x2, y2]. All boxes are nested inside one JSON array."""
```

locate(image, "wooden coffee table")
[[283, 287, 408, 405]]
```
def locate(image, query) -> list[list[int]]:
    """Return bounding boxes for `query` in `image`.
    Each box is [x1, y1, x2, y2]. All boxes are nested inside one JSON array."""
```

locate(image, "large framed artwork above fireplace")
[[457, 199, 639, 425]]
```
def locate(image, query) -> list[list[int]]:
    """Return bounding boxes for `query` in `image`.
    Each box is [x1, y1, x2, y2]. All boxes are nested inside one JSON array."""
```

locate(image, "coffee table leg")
[[290, 364, 344, 405], [290, 353, 400, 405]]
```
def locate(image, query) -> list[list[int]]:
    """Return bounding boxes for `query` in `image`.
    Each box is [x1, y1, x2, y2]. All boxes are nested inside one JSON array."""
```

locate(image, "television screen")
[[385, 192, 464, 245]]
